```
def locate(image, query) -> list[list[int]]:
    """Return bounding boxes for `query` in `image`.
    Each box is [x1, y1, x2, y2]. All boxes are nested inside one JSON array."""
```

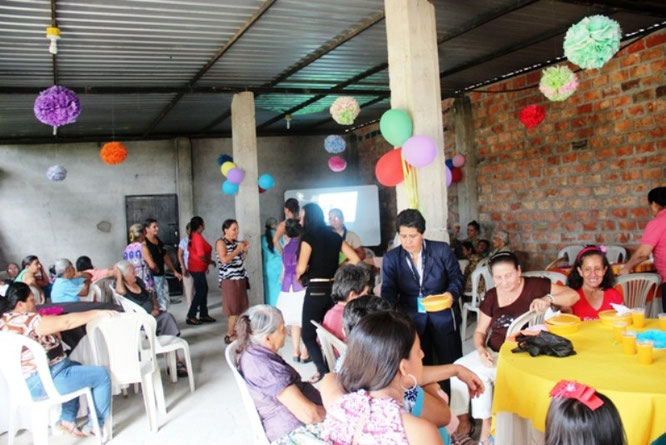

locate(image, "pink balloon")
[[227, 168, 245, 184], [402, 135, 437, 167], [328, 156, 347, 172], [445, 166, 452, 187], [453, 154, 466, 168]]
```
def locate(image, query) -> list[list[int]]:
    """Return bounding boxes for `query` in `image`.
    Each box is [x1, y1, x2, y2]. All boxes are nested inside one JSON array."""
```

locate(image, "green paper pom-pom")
[[563, 15, 622, 69], [539, 66, 579, 101]]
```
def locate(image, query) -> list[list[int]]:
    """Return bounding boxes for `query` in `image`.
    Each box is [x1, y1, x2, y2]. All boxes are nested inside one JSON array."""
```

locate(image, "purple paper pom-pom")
[[34, 86, 81, 127], [46, 165, 67, 182]]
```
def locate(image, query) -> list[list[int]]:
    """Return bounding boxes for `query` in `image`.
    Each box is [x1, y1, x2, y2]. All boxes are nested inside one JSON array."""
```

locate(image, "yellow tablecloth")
[[494, 320, 666, 445]]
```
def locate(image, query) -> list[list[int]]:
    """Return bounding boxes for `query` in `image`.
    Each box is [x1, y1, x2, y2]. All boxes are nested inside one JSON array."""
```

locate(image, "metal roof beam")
[[50, 0, 58, 85], [0, 86, 390, 96], [142, 0, 278, 137], [552, 0, 666, 17]]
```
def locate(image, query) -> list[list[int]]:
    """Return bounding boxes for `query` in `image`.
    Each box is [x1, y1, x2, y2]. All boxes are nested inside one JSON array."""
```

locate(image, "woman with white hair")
[[50, 258, 92, 303], [236, 305, 325, 443], [488, 230, 511, 257]]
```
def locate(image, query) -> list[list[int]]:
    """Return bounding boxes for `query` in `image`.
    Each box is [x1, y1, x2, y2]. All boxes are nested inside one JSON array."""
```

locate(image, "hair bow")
[[549, 380, 604, 411], [575, 245, 607, 262], [37, 306, 64, 316]]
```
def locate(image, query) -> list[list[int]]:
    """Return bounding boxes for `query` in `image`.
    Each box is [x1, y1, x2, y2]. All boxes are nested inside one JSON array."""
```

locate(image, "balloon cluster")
[[220, 157, 245, 195], [444, 155, 466, 186]]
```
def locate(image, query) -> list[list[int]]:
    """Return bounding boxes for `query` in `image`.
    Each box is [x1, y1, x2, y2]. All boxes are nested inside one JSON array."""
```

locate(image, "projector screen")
[[284, 185, 381, 246]]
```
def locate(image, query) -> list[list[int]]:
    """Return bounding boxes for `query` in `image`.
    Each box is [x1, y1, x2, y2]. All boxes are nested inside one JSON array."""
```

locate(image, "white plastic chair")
[[0, 332, 102, 445], [112, 290, 195, 392], [505, 310, 545, 338], [557, 245, 585, 265], [461, 266, 494, 340], [458, 259, 469, 274], [311, 320, 347, 371], [605, 245, 627, 263], [29, 285, 44, 305], [522, 271, 568, 286], [86, 313, 166, 435], [225, 342, 271, 445], [615, 273, 662, 316]]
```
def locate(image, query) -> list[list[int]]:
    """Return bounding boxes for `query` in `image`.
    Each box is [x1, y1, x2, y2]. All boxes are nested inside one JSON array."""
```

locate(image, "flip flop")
[[57, 423, 89, 438], [308, 372, 323, 384], [300, 356, 313, 364]]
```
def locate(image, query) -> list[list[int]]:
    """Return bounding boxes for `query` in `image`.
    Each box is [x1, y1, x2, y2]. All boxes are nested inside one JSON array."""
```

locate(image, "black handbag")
[[511, 331, 576, 358]]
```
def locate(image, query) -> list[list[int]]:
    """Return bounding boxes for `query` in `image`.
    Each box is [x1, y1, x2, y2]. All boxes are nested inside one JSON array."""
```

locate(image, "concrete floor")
[[1, 295, 477, 445]]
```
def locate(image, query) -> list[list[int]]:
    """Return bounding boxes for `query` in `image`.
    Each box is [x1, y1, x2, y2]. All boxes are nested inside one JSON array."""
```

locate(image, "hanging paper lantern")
[[217, 154, 233, 166], [445, 166, 452, 187], [563, 15, 621, 69], [99, 142, 128, 165], [519, 104, 546, 129], [221, 161, 236, 176], [375, 148, 404, 187], [258, 173, 275, 190], [227, 168, 245, 184], [380, 109, 413, 147], [46, 165, 67, 182], [452, 154, 466, 168], [34, 85, 81, 131], [451, 167, 463, 183], [222, 180, 239, 195], [329, 97, 360, 125], [539, 66, 579, 101], [324, 135, 346, 154], [402, 135, 437, 168], [328, 156, 347, 172]]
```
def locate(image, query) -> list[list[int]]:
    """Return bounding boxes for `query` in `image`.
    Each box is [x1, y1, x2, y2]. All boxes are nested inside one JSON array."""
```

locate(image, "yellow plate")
[[546, 314, 581, 335], [599, 310, 632, 327], [421, 293, 452, 312]]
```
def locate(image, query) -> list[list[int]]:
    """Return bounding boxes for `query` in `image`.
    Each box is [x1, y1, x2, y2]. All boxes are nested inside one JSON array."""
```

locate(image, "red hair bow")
[[549, 380, 604, 411]]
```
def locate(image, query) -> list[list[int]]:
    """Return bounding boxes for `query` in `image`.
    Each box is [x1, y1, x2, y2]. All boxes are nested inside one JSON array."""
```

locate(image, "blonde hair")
[[129, 223, 144, 242]]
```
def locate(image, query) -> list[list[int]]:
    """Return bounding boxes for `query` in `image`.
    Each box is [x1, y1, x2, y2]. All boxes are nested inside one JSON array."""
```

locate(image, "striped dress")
[[217, 238, 247, 281], [217, 238, 249, 317]]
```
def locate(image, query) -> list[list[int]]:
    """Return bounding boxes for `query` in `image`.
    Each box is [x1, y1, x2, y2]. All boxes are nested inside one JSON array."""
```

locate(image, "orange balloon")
[[375, 148, 404, 186]]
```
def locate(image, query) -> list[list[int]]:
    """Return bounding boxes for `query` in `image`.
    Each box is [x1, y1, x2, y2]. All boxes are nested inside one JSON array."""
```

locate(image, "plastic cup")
[[612, 321, 627, 343], [621, 331, 637, 355], [631, 308, 646, 328], [658, 313, 666, 331], [637, 340, 653, 365]]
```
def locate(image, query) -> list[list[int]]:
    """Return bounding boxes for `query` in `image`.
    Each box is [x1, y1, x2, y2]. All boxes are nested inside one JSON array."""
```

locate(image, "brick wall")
[[353, 29, 665, 267]]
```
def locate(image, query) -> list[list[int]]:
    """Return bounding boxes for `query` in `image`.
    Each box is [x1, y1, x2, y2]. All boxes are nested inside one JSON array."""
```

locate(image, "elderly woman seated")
[[488, 230, 511, 257], [0, 282, 114, 438], [450, 252, 579, 444], [235, 305, 325, 443], [15, 255, 51, 303], [51, 258, 92, 303]]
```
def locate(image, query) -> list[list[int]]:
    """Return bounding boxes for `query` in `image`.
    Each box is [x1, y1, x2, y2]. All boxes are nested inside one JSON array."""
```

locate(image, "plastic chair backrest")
[[458, 259, 469, 273], [86, 313, 156, 385], [557, 245, 584, 265], [605, 245, 627, 263], [522, 271, 567, 286], [224, 342, 270, 445], [311, 320, 346, 371], [114, 292, 149, 315], [615, 273, 662, 310], [92, 277, 115, 303], [506, 311, 544, 338], [470, 266, 494, 307], [0, 332, 63, 404]]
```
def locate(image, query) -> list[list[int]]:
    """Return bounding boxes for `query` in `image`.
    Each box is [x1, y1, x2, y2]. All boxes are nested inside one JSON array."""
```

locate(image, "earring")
[[400, 373, 418, 392]]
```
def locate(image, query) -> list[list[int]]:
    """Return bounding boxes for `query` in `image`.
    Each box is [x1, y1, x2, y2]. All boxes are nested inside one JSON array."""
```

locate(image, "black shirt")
[[145, 237, 165, 276], [124, 278, 154, 313], [301, 227, 343, 279]]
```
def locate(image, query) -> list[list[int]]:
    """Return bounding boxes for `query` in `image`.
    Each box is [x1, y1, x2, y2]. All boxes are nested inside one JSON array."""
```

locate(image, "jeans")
[[187, 272, 209, 319], [26, 358, 111, 427], [301, 282, 334, 375], [153, 275, 169, 311]]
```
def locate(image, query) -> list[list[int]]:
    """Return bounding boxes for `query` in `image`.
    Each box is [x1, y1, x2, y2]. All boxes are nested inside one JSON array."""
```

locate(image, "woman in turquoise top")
[[261, 217, 282, 306]]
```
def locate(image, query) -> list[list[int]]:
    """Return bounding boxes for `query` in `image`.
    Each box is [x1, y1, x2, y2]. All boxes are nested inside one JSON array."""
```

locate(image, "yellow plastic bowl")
[[421, 293, 452, 312], [546, 314, 581, 336], [599, 310, 632, 327]]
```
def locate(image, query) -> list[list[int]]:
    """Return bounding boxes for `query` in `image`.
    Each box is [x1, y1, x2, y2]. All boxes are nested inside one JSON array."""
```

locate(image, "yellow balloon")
[[221, 161, 236, 176]]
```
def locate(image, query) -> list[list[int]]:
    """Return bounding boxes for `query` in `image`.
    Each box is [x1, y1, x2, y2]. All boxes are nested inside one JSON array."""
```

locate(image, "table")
[[494, 319, 666, 445]]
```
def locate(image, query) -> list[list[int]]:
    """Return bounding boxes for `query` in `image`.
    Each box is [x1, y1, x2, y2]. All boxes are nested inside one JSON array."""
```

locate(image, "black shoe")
[[186, 317, 202, 325], [170, 298, 182, 304], [200, 315, 216, 323]]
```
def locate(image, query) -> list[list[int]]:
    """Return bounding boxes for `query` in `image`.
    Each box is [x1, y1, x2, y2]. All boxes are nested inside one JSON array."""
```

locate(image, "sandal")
[[200, 315, 216, 323], [176, 362, 188, 378], [224, 335, 236, 345], [57, 422, 89, 438], [292, 356, 301, 363], [300, 356, 312, 364], [186, 317, 202, 325], [308, 372, 323, 384]]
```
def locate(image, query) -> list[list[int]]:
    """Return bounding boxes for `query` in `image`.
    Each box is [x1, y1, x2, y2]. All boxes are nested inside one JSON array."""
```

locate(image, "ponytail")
[[234, 314, 252, 362], [265, 224, 275, 253], [188, 216, 204, 247]]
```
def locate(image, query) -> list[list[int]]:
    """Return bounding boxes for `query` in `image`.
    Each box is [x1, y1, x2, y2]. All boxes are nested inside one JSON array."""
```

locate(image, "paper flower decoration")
[[324, 135, 346, 154], [539, 66, 579, 101], [328, 156, 347, 172], [329, 97, 360, 125], [46, 165, 67, 182], [563, 15, 621, 69], [34, 86, 81, 131], [100, 142, 128, 165], [519, 104, 546, 129]]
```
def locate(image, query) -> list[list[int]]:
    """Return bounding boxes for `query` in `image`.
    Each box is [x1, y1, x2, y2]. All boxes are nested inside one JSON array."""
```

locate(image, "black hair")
[[647, 186, 666, 207], [566, 246, 615, 290], [265, 220, 275, 253], [331, 264, 371, 303], [342, 295, 393, 337], [461, 241, 475, 252], [302, 203, 325, 234], [489, 251, 520, 271], [396, 209, 426, 234], [468, 220, 481, 232], [144, 218, 158, 227], [339, 311, 416, 393], [1, 282, 32, 315], [545, 392, 627, 445], [285, 218, 302, 239], [284, 198, 300, 218], [75, 256, 93, 272], [21, 255, 39, 271], [188, 216, 205, 249], [222, 219, 238, 234], [478, 239, 490, 249]]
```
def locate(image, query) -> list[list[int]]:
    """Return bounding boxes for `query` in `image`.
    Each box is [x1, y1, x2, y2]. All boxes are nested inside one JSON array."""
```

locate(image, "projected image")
[[315, 192, 358, 222]]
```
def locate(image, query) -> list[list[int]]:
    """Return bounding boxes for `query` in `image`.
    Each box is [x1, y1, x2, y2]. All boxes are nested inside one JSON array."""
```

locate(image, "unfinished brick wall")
[[353, 29, 665, 267]]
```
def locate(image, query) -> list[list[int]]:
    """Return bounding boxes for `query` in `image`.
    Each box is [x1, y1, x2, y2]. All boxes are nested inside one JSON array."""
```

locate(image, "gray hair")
[[331, 264, 371, 303], [115, 260, 133, 278], [236, 305, 284, 353], [54, 258, 72, 277], [494, 230, 509, 244]]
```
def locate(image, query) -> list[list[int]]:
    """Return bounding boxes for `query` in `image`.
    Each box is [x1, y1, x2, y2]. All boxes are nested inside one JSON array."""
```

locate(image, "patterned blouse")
[[217, 238, 247, 281], [123, 242, 154, 289]]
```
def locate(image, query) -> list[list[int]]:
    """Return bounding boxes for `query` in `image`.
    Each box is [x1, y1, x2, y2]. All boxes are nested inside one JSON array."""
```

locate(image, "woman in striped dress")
[[216, 219, 250, 344]]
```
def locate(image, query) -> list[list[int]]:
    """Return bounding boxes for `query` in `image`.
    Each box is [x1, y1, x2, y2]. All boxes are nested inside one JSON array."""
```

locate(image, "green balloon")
[[380, 109, 413, 147]]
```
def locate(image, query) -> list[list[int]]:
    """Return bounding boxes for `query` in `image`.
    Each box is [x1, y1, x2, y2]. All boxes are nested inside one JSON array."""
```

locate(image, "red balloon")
[[375, 148, 404, 187], [451, 167, 463, 183], [258, 186, 267, 194]]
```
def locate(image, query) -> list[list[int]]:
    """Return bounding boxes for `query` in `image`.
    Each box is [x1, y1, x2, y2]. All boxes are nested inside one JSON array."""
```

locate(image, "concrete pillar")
[[453, 96, 479, 226], [175, 137, 194, 237], [231, 92, 263, 305], [384, 0, 448, 242]]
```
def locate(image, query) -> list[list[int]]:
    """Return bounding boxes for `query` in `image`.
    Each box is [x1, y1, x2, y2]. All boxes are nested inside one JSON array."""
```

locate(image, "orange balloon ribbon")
[[549, 380, 604, 411], [400, 153, 419, 210]]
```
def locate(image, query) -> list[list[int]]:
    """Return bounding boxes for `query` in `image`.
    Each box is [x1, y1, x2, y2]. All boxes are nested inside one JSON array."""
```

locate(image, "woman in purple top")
[[275, 219, 310, 363], [236, 305, 325, 442]]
